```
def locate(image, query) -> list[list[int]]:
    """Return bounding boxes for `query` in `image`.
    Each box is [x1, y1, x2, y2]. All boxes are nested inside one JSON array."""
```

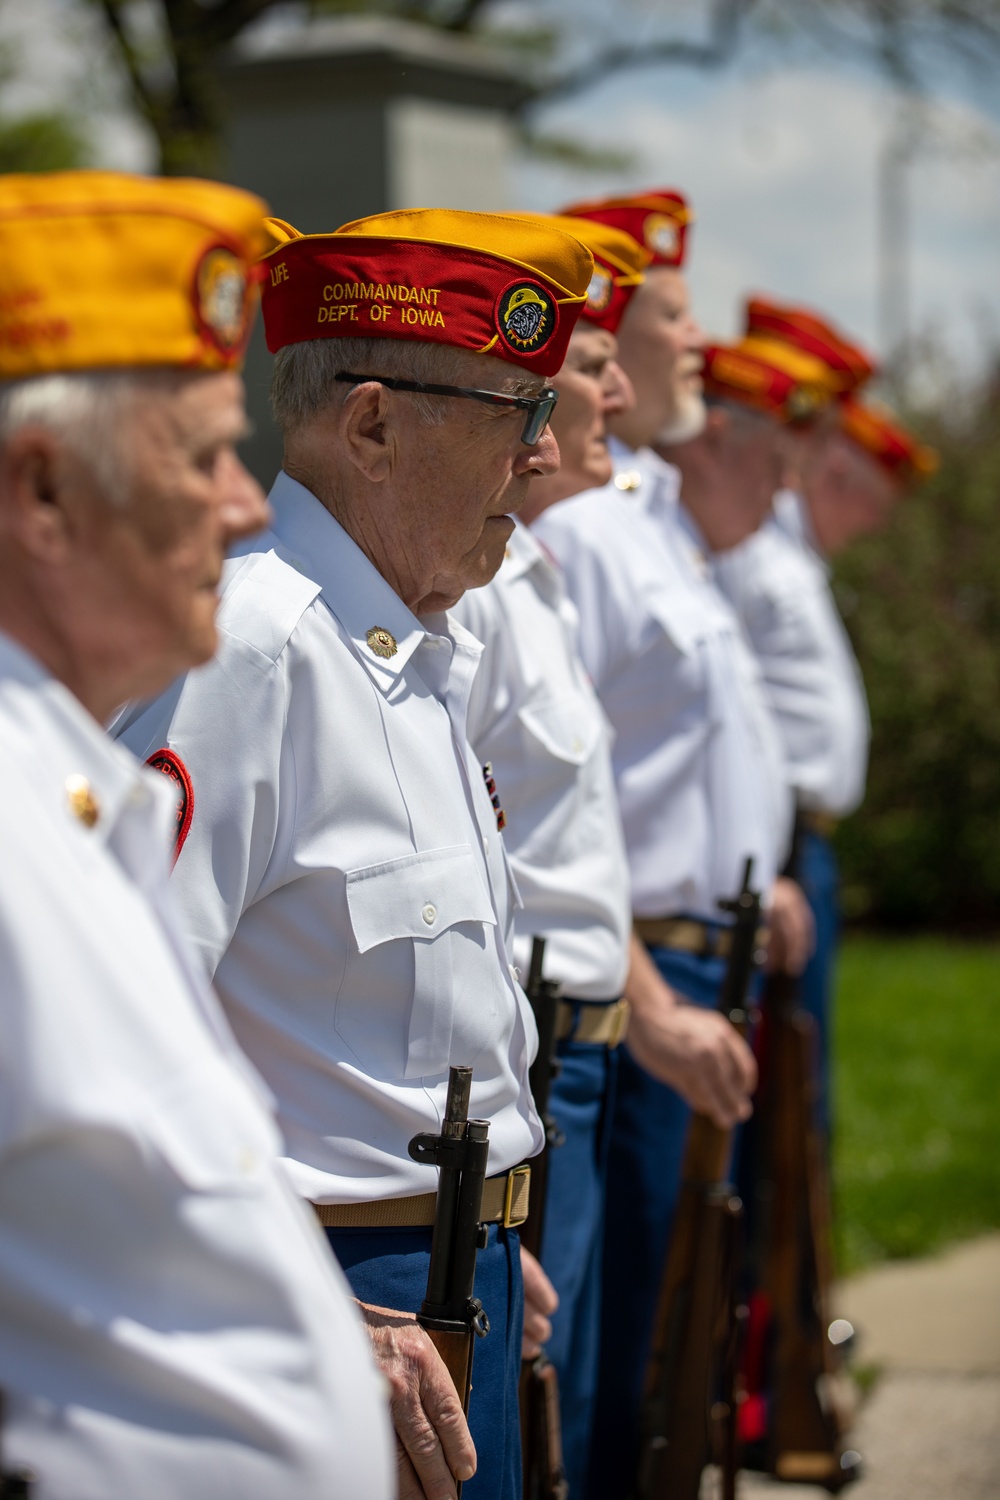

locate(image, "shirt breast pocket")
[[341, 844, 501, 1082], [646, 591, 703, 659], [517, 693, 603, 768]]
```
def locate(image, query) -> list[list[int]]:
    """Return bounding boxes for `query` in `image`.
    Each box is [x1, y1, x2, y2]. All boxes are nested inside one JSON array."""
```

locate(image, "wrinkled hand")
[[625, 997, 758, 1130], [358, 1301, 476, 1500], [520, 1244, 559, 1359], [767, 876, 815, 977]]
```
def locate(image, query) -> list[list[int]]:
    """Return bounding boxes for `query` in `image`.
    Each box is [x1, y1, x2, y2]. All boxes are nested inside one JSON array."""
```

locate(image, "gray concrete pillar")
[[217, 16, 526, 484]]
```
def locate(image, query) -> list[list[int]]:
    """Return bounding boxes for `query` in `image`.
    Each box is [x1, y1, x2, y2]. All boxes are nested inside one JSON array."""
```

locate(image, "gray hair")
[[270, 336, 543, 435], [0, 371, 142, 505]]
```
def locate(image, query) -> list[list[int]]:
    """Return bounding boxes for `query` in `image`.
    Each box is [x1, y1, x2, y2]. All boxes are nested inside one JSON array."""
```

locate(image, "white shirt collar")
[[265, 470, 479, 697], [774, 487, 830, 574], [501, 515, 554, 585]]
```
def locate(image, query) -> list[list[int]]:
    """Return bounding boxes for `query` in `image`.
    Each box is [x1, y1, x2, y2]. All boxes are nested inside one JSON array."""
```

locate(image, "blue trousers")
[[585, 944, 727, 1500], [327, 1221, 524, 1500], [540, 1030, 618, 1500], [796, 829, 840, 1137]]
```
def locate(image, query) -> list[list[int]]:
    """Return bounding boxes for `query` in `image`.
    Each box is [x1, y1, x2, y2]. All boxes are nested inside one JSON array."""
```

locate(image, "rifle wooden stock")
[[519, 938, 569, 1500], [425, 1324, 477, 1413], [635, 859, 761, 1500], [746, 971, 859, 1490], [635, 1068, 745, 1500], [408, 1066, 491, 1498], [520, 1355, 569, 1500]]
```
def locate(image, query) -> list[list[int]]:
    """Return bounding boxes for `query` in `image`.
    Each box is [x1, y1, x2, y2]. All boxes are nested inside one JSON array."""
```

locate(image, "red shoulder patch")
[[145, 748, 194, 864]]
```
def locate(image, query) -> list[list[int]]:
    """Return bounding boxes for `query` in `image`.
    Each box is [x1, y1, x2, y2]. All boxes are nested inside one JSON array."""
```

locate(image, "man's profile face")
[[612, 266, 704, 444], [70, 370, 269, 700], [383, 353, 560, 613], [805, 432, 902, 555], [549, 324, 634, 497]]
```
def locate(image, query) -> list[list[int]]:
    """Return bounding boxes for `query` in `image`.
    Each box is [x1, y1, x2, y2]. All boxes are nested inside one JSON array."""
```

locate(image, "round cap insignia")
[[195, 245, 249, 352], [495, 280, 557, 356], [366, 626, 398, 659], [643, 213, 680, 259], [586, 267, 613, 314], [785, 385, 826, 423]]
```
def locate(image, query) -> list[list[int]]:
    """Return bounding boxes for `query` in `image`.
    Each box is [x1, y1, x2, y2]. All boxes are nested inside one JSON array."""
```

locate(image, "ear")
[[0, 426, 75, 563], [702, 404, 730, 451], [337, 381, 395, 484]]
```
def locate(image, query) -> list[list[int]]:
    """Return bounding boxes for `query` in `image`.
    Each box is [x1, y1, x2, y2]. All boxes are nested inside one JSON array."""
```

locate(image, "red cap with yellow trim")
[[0, 170, 270, 377], [745, 296, 877, 393], [839, 397, 938, 482], [260, 208, 594, 378], [517, 212, 650, 333], [558, 189, 692, 269], [702, 337, 836, 425]]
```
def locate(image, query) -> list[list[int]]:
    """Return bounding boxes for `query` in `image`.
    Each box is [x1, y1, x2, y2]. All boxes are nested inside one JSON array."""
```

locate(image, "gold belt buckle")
[[503, 1163, 531, 1228], [607, 998, 631, 1049]]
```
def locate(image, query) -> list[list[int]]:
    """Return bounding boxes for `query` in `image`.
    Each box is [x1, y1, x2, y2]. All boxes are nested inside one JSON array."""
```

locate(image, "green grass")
[[833, 935, 1000, 1274]]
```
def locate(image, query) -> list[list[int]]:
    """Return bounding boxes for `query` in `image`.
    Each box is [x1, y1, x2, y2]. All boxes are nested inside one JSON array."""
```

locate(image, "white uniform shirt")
[[534, 442, 791, 921], [0, 633, 392, 1499], [116, 472, 541, 1204], [452, 519, 631, 1000], [714, 489, 870, 818]]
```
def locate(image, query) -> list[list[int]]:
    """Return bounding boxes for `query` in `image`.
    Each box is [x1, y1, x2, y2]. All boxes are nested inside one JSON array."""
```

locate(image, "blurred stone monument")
[[218, 15, 527, 483]]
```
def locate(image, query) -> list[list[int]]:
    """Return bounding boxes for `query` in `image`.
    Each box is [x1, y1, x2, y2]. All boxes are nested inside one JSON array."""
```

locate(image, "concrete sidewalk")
[[735, 1234, 1000, 1500]]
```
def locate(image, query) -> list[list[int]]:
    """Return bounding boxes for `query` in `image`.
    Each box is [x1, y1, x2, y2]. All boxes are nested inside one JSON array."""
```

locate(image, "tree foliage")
[[835, 370, 1000, 929], [0, 114, 87, 174], [88, 0, 1000, 176]]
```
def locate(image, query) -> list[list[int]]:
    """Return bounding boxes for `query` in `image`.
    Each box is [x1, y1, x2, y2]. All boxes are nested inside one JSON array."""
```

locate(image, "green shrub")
[[834, 373, 1000, 928]]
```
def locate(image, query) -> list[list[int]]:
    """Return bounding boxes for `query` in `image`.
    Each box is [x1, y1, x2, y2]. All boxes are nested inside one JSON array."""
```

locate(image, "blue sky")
[[4, 0, 998, 381]]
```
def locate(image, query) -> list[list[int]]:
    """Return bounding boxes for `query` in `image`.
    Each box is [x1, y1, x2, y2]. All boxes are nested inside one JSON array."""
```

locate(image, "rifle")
[[408, 1065, 491, 1497], [518, 938, 569, 1500], [634, 857, 762, 1500], [739, 825, 861, 1491], [0, 1391, 33, 1498]]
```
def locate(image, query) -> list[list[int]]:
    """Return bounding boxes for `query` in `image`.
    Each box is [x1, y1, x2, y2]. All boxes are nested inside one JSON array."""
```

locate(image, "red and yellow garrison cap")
[[839, 397, 938, 482], [703, 336, 836, 424], [260, 208, 594, 378], [0, 170, 270, 378], [558, 189, 692, 269], [517, 213, 650, 333], [745, 296, 877, 394]]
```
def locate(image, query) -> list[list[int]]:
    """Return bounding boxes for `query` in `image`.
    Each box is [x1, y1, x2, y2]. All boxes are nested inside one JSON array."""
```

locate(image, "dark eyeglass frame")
[[334, 371, 559, 447]]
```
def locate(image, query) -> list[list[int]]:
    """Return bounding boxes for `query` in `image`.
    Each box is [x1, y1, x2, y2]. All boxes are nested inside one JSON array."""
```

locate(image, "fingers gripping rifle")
[[408, 1065, 491, 1496], [635, 858, 762, 1500], [518, 938, 569, 1500]]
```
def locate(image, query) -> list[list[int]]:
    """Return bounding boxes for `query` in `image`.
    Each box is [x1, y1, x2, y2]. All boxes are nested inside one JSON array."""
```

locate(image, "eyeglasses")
[[334, 372, 559, 447]]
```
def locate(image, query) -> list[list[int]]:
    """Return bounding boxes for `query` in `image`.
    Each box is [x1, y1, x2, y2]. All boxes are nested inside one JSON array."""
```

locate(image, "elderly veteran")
[[715, 300, 937, 1132], [452, 212, 642, 1500], [0, 171, 393, 1499], [116, 206, 594, 1500], [532, 193, 811, 1497]]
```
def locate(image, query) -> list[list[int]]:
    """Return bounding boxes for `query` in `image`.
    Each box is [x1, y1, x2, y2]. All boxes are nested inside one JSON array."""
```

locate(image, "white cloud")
[[516, 64, 1000, 374]]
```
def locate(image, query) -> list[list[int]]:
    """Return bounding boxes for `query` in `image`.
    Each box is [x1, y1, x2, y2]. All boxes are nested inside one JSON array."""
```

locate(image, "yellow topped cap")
[[514, 212, 650, 333], [0, 170, 271, 379], [739, 334, 843, 396], [327, 207, 594, 302], [261, 207, 595, 377]]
